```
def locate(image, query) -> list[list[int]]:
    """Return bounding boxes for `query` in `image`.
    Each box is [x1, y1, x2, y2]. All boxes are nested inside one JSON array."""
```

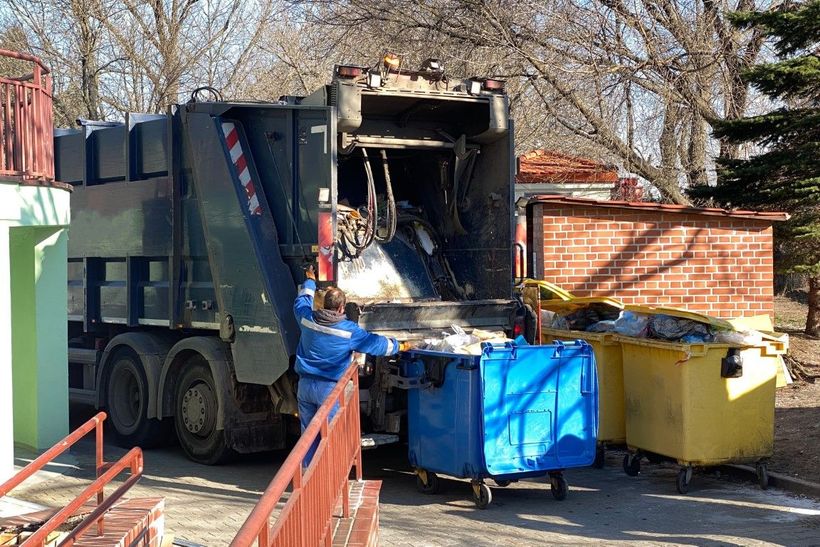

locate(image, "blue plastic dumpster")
[[401, 340, 598, 508]]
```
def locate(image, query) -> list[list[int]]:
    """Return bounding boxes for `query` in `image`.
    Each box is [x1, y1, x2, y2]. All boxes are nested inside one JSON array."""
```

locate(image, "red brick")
[[531, 205, 777, 317]]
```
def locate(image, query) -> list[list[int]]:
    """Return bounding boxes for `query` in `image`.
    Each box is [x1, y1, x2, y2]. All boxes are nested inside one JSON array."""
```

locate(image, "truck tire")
[[105, 348, 168, 448], [174, 355, 235, 465]]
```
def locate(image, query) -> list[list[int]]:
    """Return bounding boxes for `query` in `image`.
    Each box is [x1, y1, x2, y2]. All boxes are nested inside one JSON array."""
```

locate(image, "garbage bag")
[[563, 304, 621, 330], [412, 325, 512, 354], [613, 311, 649, 337], [714, 329, 764, 346], [471, 329, 507, 341], [550, 314, 571, 330], [439, 324, 478, 351], [587, 320, 616, 333], [647, 314, 714, 342]]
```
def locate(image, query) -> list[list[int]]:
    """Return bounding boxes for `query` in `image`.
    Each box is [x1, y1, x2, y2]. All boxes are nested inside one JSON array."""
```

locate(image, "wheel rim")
[[110, 361, 143, 434], [181, 380, 217, 437], [478, 484, 491, 507]]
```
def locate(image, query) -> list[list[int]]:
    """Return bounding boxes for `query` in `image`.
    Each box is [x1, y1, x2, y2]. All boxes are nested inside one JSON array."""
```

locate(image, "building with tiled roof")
[[516, 150, 620, 201]]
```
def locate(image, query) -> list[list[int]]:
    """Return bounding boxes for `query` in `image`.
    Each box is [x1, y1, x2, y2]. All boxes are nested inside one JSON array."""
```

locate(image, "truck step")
[[361, 433, 399, 450]]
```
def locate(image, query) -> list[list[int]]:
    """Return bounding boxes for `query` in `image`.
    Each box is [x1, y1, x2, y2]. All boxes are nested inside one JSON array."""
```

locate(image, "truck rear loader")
[[60, 57, 523, 464]]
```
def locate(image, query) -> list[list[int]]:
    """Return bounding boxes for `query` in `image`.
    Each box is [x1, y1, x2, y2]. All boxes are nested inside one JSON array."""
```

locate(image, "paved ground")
[[9, 406, 820, 546]]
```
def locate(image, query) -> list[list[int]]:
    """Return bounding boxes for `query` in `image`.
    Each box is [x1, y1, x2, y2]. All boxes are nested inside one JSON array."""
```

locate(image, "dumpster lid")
[[517, 279, 575, 301], [540, 296, 624, 313], [479, 341, 597, 476], [624, 304, 735, 331], [728, 314, 774, 332]]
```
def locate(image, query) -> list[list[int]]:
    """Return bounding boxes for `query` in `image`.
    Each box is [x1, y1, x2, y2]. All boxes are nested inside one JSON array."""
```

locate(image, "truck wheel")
[[174, 356, 234, 465], [105, 349, 167, 448]]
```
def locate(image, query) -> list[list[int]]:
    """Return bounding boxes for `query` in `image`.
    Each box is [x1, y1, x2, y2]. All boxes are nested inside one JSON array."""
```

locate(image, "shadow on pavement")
[[365, 443, 820, 546], [13, 403, 815, 546]]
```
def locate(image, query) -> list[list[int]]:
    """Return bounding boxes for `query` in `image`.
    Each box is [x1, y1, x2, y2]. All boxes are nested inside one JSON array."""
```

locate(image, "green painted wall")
[[34, 228, 69, 448], [0, 183, 70, 477], [0, 226, 12, 481], [9, 226, 68, 449], [9, 227, 38, 448]]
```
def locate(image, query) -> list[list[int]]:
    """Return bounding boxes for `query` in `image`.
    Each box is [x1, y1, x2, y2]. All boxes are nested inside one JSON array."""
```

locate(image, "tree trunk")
[[71, 0, 102, 120], [657, 100, 688, 203], [687, 112, 709, 187], [807, 275, 820, 337]]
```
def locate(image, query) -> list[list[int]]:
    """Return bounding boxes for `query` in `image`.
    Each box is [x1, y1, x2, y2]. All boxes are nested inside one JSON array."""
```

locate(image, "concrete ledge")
[[724, 465, 820, 499]]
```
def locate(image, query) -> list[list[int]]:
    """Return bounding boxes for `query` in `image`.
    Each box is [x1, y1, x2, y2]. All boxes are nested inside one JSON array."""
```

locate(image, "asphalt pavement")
[[8, 405, 820, 546]]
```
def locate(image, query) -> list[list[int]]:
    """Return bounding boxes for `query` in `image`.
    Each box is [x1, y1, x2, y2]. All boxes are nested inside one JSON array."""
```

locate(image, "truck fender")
[[158, 336, 235, 431], [97, 332, 176, 420]]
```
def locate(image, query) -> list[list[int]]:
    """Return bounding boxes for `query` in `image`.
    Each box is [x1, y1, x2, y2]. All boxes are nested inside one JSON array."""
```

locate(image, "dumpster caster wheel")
[[676, 467, 693, 495], [493, 479, 511, 487], [593, 446, 605, 469], [415, 470, 439, 494], [472, 482, 492, 509], [623, 454, 640, 476], [756, 463, 769, 490], [550, 475, 569, 501]]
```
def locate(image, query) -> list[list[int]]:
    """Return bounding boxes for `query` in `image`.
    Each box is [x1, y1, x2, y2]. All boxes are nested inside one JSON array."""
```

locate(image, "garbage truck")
[[59, 56, 523, 464]]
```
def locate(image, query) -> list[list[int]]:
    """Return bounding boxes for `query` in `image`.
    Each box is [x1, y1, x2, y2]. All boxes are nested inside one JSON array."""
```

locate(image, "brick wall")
[[529, 203, 776, 319]]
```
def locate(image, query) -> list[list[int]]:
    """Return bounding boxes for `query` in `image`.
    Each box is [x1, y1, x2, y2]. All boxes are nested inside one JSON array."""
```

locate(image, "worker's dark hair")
[[323, 287, 347, 311]]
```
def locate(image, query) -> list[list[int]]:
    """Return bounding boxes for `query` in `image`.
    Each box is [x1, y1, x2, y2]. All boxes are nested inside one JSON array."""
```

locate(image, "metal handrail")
[[0, 412, 106, 498], [231, 363, 363, 547], [0, 412, 145, 546], [32, 448, 143, 546], [0, 49, 51, 74], [0, 49, 54, 182]]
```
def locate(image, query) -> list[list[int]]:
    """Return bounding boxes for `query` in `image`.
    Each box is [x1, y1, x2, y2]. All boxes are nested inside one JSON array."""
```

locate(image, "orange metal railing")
[[0, 48, 54, 182], [232, 363, 363, 547], [0, 412, 144, 546]]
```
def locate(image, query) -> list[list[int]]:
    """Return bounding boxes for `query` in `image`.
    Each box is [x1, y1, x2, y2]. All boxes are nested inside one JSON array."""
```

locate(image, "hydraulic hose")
[[380, 149, 397, 242], [359, 148, 378, 249]]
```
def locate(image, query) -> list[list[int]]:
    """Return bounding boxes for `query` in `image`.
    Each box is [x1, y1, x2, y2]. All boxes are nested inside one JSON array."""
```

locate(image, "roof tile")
[[517, 150, 619, 184], [526, 194, 789, 221]]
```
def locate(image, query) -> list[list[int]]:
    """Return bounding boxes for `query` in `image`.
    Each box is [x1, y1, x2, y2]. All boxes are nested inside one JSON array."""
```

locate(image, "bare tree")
[[90, 0, 246, 112], [1, 0, 276, 121], [2, 0, 113, 123], [0, 0, 776, 198], [309, 0, 774, 204]]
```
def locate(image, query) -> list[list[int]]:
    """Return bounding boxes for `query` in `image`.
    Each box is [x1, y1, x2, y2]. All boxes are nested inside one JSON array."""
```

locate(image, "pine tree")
[[691, 0, 820, 336]]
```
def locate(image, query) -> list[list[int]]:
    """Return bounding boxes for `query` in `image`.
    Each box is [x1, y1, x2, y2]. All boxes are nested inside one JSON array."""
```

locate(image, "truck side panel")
[[181, 110, 297, 384]]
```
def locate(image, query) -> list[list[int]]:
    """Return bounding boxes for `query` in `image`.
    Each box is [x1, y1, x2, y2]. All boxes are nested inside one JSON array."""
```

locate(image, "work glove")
[[399, 341, 412, 352], [304, 264, 316, 281]]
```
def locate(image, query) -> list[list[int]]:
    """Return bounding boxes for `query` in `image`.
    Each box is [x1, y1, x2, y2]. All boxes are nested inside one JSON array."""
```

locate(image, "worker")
[[294, 265, 405, 435]]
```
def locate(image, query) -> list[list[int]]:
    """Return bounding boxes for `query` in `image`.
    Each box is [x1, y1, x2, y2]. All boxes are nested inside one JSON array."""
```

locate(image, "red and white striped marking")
[[222, 122, 262, 216]]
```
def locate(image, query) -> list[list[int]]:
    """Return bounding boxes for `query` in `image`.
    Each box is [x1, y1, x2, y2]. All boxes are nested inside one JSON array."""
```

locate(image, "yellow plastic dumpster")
[[541, 328, 625, 467], [618, 336, 778, 494], [535, 294, 625, 468]]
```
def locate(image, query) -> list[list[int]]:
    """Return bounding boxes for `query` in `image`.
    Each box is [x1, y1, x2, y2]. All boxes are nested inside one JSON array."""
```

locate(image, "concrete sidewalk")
[[374, 449, 820, 546], [8, 439, 820, 546]]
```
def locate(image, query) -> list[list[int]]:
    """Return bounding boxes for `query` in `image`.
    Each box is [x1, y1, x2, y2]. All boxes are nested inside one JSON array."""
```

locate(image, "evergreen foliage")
[[691, 0, 820, 333]]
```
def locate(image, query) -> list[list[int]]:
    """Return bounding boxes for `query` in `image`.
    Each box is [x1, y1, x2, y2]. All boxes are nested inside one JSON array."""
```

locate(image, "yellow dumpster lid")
[[758, 330, 790, 345], [518, 279, 575, 301], [725, 315, 788, 346], [728, 314, 773, 331], [541, 296, 625, 313], [623, 304, 735, 331]]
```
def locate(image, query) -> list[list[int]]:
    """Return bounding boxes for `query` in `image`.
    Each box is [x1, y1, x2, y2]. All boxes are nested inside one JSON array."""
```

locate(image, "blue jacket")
[[294, 279, 399, 382]]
